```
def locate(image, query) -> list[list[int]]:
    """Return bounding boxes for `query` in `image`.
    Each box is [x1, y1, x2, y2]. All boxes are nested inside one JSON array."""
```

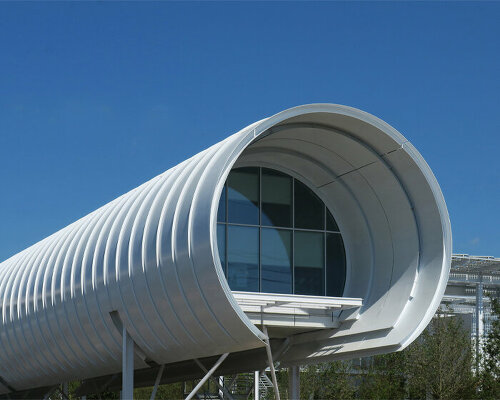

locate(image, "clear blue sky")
[[0, 2, 498, 261]]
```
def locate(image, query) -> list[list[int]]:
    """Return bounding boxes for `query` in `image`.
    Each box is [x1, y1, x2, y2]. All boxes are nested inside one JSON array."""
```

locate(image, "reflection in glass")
[[262, 169, 292, 227], [262, 228, 292, 293], [217, 223, 226, 273], [227, 167, 259, 225], [217, 185, 226, 223], [227, 225, 259, 292], [326, 209, 339, 232], [294, 231, 324, 295], [294, 180, 324, 230], [326, 233, 346, 297]]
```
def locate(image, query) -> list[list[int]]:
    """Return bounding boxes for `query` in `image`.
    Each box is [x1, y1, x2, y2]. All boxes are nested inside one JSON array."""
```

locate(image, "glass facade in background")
[[217, 167, 346, 297]]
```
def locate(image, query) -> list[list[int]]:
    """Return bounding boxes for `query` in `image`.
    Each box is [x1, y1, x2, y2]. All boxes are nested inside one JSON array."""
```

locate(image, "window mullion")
[[259, 168, 262, 292], [292, 177, 295, 294]]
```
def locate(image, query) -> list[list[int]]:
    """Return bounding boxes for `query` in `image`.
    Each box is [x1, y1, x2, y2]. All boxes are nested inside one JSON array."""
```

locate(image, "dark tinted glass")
[[217, 223, 226, 274], [294, 231, 324, 295], [227, 225, 259, 292], [261, 228, 292, 293], [217, 185, 226, 223], [326, 233, 346, 297], [227, 167, 259, 225], [294, 180, 324, 230], [262, 169, 292, 227], [326, 209, 339, 232]]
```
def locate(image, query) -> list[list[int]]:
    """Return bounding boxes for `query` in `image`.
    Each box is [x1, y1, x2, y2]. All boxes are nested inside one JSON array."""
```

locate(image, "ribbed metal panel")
[[0, 125, 266, 392]]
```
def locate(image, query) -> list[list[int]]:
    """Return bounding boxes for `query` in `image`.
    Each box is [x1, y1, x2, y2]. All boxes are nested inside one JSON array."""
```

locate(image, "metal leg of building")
[[262, 326, 280, 400], [185, 353, 229, 400], [218, 376, 224, 399], [476, 275, 484, 358], [254, 371, 260, 400], [193, 358, 234, 400], [288, 366, 299, 400], [122, 326, 134, 400], [149, 365, 165, 400]]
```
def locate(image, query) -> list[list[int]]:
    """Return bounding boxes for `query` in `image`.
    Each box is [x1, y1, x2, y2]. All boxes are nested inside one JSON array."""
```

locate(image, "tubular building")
[[0, 104, 452, 399]]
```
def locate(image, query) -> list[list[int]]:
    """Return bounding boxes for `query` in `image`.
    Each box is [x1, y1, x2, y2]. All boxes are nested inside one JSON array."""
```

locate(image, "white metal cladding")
[[0, 104, 451, 393]]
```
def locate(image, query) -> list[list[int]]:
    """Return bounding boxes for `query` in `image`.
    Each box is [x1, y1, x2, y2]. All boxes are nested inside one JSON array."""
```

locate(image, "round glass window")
[[217, 167, 346, 297]]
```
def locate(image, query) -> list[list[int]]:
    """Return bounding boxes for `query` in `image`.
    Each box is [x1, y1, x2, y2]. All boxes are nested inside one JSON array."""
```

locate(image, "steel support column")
[[262, 326, 280, 400], [193, 359, 234, 400], [185, 353, 229, 400], [122, 326, 134, 400], [288, 366, 299, 400], [476, 275, 484, 357], [150, 365, 165, 400], [254, 371, 260, 400]]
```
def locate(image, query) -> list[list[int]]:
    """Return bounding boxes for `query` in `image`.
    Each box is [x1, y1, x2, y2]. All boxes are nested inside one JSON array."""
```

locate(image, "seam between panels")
[[22, 239, 64, 377], [15, 249, 54, 378], [114, 179, 163, 353], [61, 213, 107, 367], [49, 220, 92, 369], [249, 136, 360, 183], [27, 234, 72, 375], [56, 218, 102, 368], [188, 135, 248, 343], [37, 231, 80, 371], [176, 143, 232, 340], [91, 194, 136, 355], [23, 236, 67, 379], [153, 165, 199, 345], [171, 151, 222, 343], [118, 175, 169, 353], [0, 251, 35, 383], [133, 171, 182, 348], [102, 187, 142, 305], [161, 156, 215, 344], [70, 208, 116, 363], [81, 204, 127, 362], [42, 228, 86, 371]]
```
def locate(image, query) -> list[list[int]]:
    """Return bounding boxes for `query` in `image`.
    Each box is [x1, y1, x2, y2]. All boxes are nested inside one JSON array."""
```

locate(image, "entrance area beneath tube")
[[217, 167, 346, 297]]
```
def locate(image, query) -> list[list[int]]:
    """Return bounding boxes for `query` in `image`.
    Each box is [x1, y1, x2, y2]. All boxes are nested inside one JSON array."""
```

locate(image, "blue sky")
[[0, 2, 498, 261]]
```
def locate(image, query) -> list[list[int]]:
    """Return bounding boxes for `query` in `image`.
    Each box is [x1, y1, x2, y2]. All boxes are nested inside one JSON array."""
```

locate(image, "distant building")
[[442, 254, 500, 353]]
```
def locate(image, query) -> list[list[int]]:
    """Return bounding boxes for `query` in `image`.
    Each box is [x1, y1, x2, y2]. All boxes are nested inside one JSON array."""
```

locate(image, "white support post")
[[288, 366, 299, 400], [262, 326, 280, 400], [150, 365, 165, 400], [185, 353, 229, 400], [476, 275, 484, 358], [122, 326, 134, 400], [254, 371, 260, 400]]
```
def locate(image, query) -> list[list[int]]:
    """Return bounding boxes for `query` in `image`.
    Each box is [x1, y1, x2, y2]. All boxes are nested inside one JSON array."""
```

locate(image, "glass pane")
[[227, 167, 259, 225], [326, 233, 346, 297], [217, 223, 226, 275], [261, 228, 292, 294], [326, 208, 339, 231], [294, 180, 324, 230], [217, 185, 226, 223], [294, 231, 324, 295], [262, 169, 292, 227], [227, 225, 259, 292]]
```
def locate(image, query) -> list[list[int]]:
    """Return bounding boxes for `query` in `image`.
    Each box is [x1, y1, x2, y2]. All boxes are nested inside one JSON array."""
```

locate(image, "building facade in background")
[[443, 255, 500, 351]]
